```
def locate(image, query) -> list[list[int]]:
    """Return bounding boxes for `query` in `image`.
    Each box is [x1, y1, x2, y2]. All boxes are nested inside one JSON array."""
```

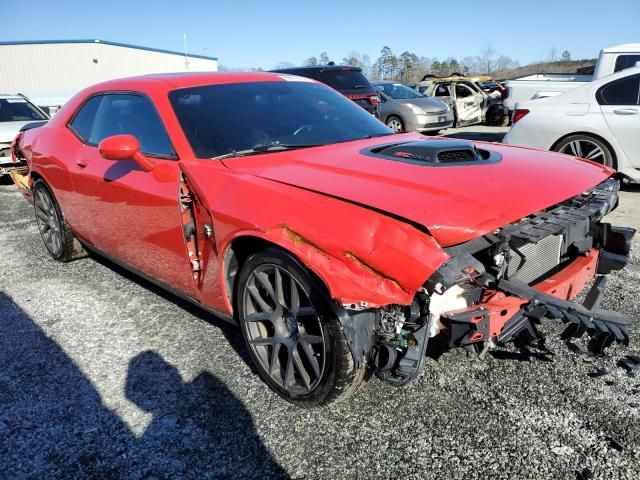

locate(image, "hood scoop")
[[364, 139, 501, 167]]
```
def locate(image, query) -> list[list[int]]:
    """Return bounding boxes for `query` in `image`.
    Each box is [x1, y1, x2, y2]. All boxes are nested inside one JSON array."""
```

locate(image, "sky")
[[3, 0, 639, 69]]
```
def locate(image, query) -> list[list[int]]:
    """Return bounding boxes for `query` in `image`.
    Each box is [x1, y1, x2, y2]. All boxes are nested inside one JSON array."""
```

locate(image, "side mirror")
[[98, 134, 155, 172]]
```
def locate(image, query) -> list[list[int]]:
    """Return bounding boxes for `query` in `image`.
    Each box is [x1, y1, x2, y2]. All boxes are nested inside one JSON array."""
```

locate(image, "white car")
[[503, 67, 640, 182], [0, 94, 49, 175]]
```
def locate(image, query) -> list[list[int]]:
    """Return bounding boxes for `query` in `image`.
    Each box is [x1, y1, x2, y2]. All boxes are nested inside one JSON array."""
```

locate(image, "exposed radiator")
[[506, 235, 563, 284]]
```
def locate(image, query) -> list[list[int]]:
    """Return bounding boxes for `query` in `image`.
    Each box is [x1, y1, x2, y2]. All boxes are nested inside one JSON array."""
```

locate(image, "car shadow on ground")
[[442, 131, 506, 143], [0, 291, 285, 479], [0, 175, 14, 186]]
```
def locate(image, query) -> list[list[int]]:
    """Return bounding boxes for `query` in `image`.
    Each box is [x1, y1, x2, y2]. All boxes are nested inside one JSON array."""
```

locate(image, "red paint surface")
[[17, 72, 613, 314]]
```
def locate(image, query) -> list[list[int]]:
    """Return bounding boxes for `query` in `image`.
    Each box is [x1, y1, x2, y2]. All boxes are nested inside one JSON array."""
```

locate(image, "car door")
[[66, 92, 199, 298], [453, 83, 482, 126], [375, 87, 392, 120], [597, 73, 640, 168]]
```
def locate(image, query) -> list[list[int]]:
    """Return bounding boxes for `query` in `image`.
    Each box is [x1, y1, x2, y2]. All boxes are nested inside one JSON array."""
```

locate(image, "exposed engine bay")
[[338, 176, 635, 386]]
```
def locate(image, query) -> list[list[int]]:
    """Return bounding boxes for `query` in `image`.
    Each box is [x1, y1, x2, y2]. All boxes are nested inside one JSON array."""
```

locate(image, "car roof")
[[82, 71, 303, 93], [601, 43, 640, 54]]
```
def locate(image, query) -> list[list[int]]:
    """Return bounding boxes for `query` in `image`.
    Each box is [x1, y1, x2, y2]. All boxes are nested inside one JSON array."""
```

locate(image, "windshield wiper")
[[213, 143, 322, 160]]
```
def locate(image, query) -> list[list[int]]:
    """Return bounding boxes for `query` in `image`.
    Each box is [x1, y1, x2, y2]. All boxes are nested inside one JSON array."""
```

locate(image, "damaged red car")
[[10, 72, 635, 406]]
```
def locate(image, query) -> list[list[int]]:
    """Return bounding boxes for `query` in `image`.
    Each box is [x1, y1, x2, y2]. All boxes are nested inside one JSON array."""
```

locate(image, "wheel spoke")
[[299, 334, 322, 344], [292, 347, 312, 390], [299, 340, 321, 377], [269, 342, 281, 376], [51, 231, 61, 253], [570, 141, 582, 157], [283, 351, 294, 388], [247, 285, 272, 313], [290, 279, 300, 316], [253, 271, 277, 304], [35, 209, 49, 222], [274, 268, 285, 306], [585, 146, 604, 160], [249, 337, 276, 346], [244, 312, 272, 323]]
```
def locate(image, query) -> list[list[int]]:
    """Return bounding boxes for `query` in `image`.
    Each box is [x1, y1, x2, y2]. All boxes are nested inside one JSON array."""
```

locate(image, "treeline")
[[220, 45, 595, 82]]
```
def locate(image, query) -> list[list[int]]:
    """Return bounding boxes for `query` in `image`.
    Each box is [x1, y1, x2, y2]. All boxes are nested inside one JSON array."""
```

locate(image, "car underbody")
[[337, 177, 634, 386]]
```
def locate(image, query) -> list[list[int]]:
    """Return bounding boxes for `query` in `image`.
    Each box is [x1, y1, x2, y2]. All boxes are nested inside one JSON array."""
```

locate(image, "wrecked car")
[[416, 76, 508, 127], [11, 72, 635, 406], [0, 93, 49, 176]]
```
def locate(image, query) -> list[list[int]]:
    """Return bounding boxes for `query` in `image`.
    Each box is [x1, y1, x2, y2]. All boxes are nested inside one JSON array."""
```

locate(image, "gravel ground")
[[1, 166, 640, 479]]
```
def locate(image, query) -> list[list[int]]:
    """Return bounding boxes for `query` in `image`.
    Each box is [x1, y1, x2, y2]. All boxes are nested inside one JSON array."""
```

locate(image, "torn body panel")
[[179, 160, 450, 313]]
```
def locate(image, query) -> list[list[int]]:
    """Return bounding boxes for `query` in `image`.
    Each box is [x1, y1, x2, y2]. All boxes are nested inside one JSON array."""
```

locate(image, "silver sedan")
[[373, 81, 454, 133]]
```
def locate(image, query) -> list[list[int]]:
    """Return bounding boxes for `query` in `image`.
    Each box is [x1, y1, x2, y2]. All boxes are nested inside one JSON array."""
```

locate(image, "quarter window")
[[68, 96, 101, 141], [68, 93, 175, 158], [596, 75, 640, 106], [614, 54, 640, 73]]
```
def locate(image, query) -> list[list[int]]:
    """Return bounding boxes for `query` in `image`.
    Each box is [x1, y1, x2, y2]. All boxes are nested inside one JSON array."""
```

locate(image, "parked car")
[[503, 66, 640, 182], [416, 77, 508, 127], [503, 43, 640, 115], [0, 94, 49, 176], [372, 81, 453, 133], [270, 64, 379, 115], [12, 72, 634, 406]]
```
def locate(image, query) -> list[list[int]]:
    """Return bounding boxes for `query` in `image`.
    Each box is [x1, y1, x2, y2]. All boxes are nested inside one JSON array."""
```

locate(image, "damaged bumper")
[[336, 176, 635, 386]]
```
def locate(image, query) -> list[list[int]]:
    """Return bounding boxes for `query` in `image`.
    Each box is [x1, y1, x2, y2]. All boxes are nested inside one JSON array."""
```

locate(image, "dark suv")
[[270, 65, 379, 116]]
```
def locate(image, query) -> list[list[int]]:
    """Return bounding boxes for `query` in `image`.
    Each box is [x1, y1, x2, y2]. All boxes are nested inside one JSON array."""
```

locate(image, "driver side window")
[[455, 85, 473, 99], [69, 93, 176, 158]]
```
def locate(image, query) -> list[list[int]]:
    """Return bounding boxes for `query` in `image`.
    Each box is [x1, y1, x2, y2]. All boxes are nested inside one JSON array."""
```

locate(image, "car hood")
[[0, 121, 29, 144], [222, 133, 613, 246], [394, 96, 449, 113]]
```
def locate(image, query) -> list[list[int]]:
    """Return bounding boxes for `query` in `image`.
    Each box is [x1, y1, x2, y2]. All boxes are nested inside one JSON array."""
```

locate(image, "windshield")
[[376, 83, 424, 100], [169, 81, 392, 159], [0, 98, 47, 122]]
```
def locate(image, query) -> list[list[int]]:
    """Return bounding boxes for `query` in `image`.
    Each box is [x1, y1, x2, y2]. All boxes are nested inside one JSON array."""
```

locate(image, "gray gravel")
[[1, 175, 639, 480]]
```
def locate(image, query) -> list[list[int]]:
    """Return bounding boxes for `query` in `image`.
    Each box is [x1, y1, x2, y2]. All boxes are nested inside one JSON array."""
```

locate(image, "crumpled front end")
[[337, 176, 635, 385]]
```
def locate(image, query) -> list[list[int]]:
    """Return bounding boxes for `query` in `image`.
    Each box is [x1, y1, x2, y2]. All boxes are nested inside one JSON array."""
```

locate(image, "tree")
[[561, 50, 571, 62], [448, 59, 460, 75], [547, 47, 558, 63], [342, 50, 371, 75], [431, 60, 442, 77], [481, 44, 497, 75], [319, 52, 331, 65], [398, 51, 419, 83], [375, 46, 397, 80], [304, 56, 318, 66]]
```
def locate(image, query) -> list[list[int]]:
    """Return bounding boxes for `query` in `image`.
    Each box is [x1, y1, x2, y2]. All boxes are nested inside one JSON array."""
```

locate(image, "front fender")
[[180, 161, 450, 309]]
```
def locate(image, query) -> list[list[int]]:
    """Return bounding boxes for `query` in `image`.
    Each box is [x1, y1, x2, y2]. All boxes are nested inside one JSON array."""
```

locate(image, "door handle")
[[76, 158, 89, 168], [613, 108, 638, 115]]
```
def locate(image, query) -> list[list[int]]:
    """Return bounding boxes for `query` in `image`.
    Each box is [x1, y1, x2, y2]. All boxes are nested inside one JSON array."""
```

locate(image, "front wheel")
[[553, 134, 614, 168], [386, 116, 405, 133], [236, 248, 365, 407]]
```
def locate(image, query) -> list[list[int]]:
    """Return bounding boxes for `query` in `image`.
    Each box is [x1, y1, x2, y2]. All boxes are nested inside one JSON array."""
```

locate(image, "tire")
[[553, 134, 614, 168], [236, 247, 365, 407], [386, 116, 404, 133], [33, 180, 83, 262]]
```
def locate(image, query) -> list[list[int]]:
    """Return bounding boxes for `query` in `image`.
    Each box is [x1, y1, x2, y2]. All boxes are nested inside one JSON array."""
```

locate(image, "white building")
[[0, 39, 218, 113]]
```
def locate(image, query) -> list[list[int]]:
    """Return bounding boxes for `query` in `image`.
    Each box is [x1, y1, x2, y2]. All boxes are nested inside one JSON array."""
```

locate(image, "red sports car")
[[10, 72, 635, 406]]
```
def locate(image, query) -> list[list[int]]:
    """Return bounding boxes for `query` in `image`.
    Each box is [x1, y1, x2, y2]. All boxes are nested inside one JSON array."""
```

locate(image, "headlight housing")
[[407, 104, 425, 115]]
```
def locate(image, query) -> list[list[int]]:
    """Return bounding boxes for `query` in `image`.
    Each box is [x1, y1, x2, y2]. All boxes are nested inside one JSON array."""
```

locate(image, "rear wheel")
[[553, 134, 614, 168], [33, 180, 82, 262], [386, 116, 404, 133], [236, 248, 365, 407]]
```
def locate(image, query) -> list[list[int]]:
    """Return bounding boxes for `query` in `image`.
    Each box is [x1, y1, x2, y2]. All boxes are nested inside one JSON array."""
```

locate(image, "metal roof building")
[[0, 39, 218, 111]]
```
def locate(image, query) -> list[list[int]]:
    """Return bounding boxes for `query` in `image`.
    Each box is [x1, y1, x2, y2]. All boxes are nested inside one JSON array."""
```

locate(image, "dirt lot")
[[1, 134, 640, 479]]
